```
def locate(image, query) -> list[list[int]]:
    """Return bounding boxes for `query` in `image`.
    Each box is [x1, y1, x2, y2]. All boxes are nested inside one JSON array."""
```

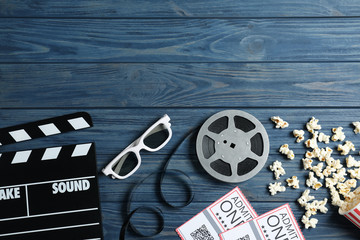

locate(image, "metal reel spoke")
[[205, 131, 222, 143], [245, 127, 259, 139]]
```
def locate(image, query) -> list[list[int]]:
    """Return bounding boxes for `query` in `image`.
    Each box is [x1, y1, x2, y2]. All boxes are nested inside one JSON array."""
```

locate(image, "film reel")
[[196, 110, 269, 183]]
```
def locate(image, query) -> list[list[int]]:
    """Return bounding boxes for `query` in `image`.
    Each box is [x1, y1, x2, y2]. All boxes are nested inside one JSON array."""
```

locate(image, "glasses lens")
[[143, 123, 170, 149], [111, 151, 139, 177]]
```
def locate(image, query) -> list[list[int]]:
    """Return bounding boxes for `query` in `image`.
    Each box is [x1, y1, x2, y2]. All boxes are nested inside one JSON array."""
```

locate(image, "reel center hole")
[[224, 140, 236, 149]]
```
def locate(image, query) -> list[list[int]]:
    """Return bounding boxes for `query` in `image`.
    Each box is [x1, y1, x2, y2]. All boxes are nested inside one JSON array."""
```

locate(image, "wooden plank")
[[2, 18, 360, 63], [1, 108, 359, 154], [1, 0, 360, 18], [1, 63, 360, 108]]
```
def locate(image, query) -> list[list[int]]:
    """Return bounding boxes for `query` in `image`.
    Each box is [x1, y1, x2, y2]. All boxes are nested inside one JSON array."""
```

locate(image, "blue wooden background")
[[1, 1, 360, 239]]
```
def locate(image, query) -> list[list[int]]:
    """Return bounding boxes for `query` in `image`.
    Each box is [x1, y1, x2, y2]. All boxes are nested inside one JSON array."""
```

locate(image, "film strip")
[[0, 113, 103, 240]]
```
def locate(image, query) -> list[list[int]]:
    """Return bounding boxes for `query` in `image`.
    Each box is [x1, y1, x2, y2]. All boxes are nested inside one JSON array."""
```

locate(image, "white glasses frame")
[[102, 114, 172, 179]]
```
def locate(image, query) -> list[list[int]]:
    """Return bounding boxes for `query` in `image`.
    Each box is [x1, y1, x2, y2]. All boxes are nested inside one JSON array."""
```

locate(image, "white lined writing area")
[[0, 222, 101, 237], [0, 176, 96, 220]]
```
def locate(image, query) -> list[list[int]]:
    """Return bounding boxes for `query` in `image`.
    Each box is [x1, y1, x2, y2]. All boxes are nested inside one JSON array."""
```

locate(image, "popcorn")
[[346, 155, 360, 168], [302, 158, 313, 170], [340, 187, 360, 212], [306, 172, 323, 190], [341, 192, 357, 203], [304, 201, 318, 218], [325, 157, 343, 170], [325, 177, 337, 188], [305, 131, 318, 149], [316, 198, 329, 214], [336, 179, 357, 198], [286, 176, 300, 189], [318, 132, 330, 144], [305, 198, 328, 215], [329, 185, 344, 207], [269, 160, 286, 180], [298, 191, 327, 228], [306, 117, 321, 133], [312, 163, 324, 179], [312, 181, 323, 191], [336, 183, 351, 197], [344, 191, 356, 202], [339, 187, 352, 197], [268, 116, 360, 229], [337, 141, 355, 155], [317, 147, 333, 162], [306, 147, 332, 162], [297, 189, 315, 207], [344, 179, 357, 188], [348, 168, 360, 180], [341, 197, 360, 213], [325, 157, 335, 166], [305, 150, 316, 159], [301, 215, 318, 229], [322, 166, 336, 177], [337, 182, 351, 191], [353, 121, 360, 134], [304, 208, 317, 218], [293, 129, 305, 143], [268, 182, 286, 195], [279, 144, 295, 160], [271, 116, 289, 129], [334, 168, 347, 183], [305, 147, 333, 162], [331, 127, 345, 141]]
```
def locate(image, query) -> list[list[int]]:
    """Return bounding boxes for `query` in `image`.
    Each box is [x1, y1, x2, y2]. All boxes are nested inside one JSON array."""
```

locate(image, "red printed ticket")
[[176, 187, 257, 240], [220, 204, 305, 240]]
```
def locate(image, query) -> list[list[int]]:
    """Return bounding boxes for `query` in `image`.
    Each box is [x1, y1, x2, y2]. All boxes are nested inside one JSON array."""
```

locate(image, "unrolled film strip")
[[0, 112, 93, 146], [0, 142, 103, 239]]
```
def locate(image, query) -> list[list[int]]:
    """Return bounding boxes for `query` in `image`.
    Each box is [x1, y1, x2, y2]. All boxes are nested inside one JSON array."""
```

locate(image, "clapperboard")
[[0, 112, 103, 239]]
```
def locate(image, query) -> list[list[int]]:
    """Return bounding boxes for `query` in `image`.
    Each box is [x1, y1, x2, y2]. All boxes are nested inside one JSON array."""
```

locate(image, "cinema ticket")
[[176, 187, 257, 240], [220, 204, 305, 240]]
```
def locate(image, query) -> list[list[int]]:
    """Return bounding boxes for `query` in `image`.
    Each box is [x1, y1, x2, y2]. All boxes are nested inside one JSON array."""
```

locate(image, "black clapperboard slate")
[[0, 112, 103, 240]]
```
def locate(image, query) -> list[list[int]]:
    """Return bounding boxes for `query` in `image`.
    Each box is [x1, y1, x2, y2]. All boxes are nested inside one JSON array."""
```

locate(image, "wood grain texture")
[[2, 18, 360, 63], [1, 108, 360, 153], [1, 63, 360, 108], [1, 0, 360, 18], [0, 108, 359, 239], [2, 0, 360, 239]]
